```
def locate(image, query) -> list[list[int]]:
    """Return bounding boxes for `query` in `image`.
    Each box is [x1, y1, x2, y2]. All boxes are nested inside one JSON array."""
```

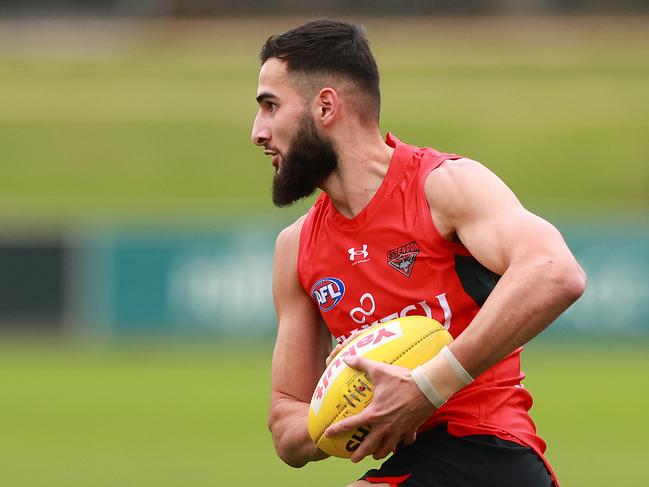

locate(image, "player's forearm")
[[451, 255, 586, 378], [268, 396, 328, 468]]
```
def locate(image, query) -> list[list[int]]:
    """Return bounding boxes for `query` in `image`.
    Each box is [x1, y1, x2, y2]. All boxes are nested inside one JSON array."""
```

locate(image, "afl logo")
[[311, 277, 346, 312]]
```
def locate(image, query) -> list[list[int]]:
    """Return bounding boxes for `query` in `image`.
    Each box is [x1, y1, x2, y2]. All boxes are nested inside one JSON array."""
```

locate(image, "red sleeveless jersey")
[[297, 133, 557, 482]]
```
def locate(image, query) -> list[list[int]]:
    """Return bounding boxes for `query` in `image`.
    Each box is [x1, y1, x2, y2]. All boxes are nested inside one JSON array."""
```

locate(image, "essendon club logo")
[[387, 241, 420, 278]]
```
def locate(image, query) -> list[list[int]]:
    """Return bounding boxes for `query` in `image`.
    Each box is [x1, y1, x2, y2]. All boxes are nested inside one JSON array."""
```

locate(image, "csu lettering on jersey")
[[311, 277, 346, 312], [341, 292, 452, 344]]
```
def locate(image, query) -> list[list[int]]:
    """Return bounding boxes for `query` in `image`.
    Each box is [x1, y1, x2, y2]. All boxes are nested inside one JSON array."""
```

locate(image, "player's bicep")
[[428, 159, 576, 275], [271, 223, 331, 405], [459, 205, 573, 277]]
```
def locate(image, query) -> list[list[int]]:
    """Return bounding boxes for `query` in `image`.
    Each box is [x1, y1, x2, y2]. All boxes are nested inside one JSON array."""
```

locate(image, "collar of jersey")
[[324, 132, 410, 232]]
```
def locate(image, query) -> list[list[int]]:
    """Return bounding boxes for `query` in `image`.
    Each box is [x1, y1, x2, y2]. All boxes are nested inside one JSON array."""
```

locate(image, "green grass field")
[[0, 17, 647, 223], [0, 341, 647, 486]]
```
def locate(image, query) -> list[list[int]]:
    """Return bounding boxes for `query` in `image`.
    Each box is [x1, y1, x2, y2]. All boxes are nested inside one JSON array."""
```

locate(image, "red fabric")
[[365, 474, 412, 486], [297, 133, 558, 486]]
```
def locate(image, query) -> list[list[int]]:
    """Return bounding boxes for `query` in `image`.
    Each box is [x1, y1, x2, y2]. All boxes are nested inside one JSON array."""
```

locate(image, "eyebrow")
[[256, 92, 277, 104]]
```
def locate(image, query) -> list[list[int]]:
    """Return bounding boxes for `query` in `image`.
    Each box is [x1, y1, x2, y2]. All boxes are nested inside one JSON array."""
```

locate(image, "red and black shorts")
[[360, 425, 556, 487]]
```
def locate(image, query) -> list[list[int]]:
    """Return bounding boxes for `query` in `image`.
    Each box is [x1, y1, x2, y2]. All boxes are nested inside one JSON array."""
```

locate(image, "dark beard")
[[272, 113, 338, 207]]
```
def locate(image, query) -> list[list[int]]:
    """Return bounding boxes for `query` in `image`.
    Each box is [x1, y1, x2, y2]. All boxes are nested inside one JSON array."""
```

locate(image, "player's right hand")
[[324, 354, 435, 463]]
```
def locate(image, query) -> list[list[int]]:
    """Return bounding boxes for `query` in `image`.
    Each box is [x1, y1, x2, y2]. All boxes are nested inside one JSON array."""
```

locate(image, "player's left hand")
[[323, 354, 436, 463]]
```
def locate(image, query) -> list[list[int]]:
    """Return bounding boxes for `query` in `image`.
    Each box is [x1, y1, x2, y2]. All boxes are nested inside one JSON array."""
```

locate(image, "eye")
[[268, 102, 278, 113]]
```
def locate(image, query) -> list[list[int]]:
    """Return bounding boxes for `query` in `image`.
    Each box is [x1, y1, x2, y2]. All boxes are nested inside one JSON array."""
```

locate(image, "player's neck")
[[320, 129, 394, 219]]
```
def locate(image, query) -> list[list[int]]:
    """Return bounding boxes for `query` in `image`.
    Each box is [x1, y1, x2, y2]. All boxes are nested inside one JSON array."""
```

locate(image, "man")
[[252, 19, 585, 487]]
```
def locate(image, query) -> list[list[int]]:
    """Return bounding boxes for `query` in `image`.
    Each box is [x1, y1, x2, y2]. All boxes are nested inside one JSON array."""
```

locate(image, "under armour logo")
[[348, 245, 369, 261]]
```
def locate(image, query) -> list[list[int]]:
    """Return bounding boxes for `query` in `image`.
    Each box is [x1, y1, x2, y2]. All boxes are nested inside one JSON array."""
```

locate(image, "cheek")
[[275, 116, 298, 149], [268, 101, 306, 150]]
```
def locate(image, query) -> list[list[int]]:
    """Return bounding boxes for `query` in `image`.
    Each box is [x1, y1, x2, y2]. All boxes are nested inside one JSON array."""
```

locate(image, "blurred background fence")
[[2, 224, 649, 338]]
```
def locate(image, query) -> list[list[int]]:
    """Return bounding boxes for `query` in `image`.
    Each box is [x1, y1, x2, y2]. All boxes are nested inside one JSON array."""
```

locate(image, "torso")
[[296, 133, 551, 462], [298, 133, 491, 343]]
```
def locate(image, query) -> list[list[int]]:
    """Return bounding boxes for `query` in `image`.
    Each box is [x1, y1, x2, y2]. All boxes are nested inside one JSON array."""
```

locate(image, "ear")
[[315, 87, 339, 127]]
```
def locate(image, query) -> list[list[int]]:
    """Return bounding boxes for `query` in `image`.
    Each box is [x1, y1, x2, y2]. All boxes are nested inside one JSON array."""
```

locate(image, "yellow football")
[[307, 316, 452, 458]]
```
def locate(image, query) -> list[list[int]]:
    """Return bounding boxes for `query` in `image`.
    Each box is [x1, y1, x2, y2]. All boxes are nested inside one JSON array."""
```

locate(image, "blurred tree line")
[[1, 0, 648, 17]]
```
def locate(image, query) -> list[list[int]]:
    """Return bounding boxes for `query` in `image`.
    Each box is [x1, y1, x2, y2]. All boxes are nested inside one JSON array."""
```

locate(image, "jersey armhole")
[[296, 214, 311, 294], [297, 198, 327, 294], [418, 154, 472, 257]]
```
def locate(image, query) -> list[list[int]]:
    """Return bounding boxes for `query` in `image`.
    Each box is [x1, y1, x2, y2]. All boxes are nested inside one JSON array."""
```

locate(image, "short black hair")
[[260, 19, 380, 121]]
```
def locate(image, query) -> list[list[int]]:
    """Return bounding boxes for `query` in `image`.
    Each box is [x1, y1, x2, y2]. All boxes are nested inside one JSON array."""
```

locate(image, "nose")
[[251, 114, 270, 147]]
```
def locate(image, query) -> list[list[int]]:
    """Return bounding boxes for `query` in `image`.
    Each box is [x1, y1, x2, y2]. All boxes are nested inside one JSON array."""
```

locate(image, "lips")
[[264, 148, 280, 170]]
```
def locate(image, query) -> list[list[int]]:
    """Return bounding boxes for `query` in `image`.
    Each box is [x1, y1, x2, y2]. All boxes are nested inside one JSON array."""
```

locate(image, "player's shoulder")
[[275, 192, 327, 250], [424, 156, 520, 235], [425, 157, 512, 207], [425, 157, 491, 190], [424, 158, 481, 214], [275, 214, 308, 255]]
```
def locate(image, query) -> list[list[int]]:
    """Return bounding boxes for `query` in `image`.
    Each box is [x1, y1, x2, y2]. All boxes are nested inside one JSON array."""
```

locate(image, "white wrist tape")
[[410, 365, 447, 409], [440, 346, 474, 385], [410, 346, 475, 409]]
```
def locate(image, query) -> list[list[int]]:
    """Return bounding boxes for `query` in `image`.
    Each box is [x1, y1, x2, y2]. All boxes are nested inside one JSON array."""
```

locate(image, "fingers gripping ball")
[[307, 316, 453, 458]]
